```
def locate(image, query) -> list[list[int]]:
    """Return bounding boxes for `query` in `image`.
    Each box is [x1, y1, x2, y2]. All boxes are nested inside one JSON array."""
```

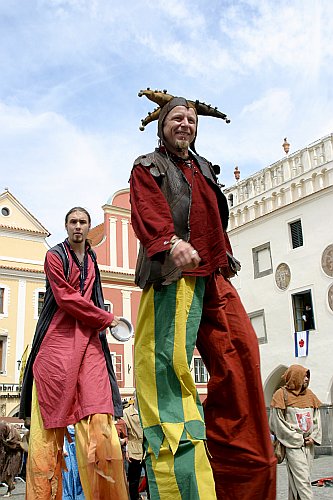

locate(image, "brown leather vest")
[[132, 149, 229, 289]]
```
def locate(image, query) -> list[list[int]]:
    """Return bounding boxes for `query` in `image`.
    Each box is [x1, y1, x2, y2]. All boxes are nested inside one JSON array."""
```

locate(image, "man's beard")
[[175, 139, 190, 151]]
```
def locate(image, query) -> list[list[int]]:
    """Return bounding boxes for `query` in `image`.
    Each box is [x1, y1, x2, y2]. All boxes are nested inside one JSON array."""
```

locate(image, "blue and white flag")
[[294, 330, 309, 357]]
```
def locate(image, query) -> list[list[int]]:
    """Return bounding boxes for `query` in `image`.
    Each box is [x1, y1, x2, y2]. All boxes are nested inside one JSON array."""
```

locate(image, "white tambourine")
[[110, 317, 134, 342]]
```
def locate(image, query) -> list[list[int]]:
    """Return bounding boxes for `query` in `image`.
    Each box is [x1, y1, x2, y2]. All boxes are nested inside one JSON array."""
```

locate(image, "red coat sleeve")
[[45, 251, 114, 331], [130, 165, 175, 257]]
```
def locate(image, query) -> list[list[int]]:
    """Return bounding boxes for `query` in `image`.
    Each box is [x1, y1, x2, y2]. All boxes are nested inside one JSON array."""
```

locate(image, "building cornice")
[[228, 184, 333, 235], [0, 264, 44, 280], [0, 256, 44, 266], [0, 224, 49, 236], [99, 267, 136, 285], [101, 206, 130, 217], [224, 133, 333, 231], [0, 190, 50, 235]]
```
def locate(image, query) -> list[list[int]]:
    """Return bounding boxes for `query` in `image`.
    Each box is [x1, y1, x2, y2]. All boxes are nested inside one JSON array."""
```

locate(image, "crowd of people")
[[1, 89, 325, 499], [1, 368, 324, 500]]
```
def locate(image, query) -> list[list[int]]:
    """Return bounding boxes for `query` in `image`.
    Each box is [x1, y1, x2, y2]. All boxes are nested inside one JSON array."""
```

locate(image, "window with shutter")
[[290, 220, 303, 249]]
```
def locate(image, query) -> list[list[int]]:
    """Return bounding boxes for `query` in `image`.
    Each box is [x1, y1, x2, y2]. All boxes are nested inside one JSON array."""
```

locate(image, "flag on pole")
[[294, 330, 309, 357]]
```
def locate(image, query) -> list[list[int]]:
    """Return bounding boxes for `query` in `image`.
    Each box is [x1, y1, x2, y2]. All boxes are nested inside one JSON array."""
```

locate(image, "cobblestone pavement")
[[277, 455, 333, 499], [2, 455, 333, 499]]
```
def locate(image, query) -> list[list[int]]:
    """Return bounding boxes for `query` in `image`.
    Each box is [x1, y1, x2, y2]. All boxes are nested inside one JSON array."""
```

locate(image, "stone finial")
[[282, 137, 290, 154], [234, 166, 240, 181]]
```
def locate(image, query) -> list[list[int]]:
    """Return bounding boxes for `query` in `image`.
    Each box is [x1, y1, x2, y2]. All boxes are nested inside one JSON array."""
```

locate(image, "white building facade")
[[224, 133, 333, 454]]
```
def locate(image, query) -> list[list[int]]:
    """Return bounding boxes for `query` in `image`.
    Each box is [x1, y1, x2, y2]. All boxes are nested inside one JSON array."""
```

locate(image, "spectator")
[[0, 421, 23, 497], [270, 364, 322, 499], [122, 394, 147, 499]]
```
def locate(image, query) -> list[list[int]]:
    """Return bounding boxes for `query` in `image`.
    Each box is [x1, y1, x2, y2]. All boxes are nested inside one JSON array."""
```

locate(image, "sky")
[[1, 0, 333, 244]]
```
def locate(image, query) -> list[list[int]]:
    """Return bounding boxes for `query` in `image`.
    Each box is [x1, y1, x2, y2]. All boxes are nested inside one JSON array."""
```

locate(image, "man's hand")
[[111, 316, 120, 328], [304, 436, 314, 446], [170, 240, 201, 270]]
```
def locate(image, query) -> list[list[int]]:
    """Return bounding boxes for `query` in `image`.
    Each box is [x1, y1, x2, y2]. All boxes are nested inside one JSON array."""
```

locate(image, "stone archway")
[[263, 364, 288, 408], [8, 404, 20, 418]]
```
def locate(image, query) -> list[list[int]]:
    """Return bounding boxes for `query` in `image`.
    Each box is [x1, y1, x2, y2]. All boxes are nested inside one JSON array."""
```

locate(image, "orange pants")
[[26, 383, 128, 499]]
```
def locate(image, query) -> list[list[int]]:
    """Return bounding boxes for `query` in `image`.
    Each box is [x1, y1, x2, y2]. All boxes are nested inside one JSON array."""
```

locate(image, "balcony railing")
[[223, 133, 333, 230]]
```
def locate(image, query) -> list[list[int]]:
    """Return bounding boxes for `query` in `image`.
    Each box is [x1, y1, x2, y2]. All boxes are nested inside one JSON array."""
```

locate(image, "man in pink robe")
[[20, 207, 128, 500]]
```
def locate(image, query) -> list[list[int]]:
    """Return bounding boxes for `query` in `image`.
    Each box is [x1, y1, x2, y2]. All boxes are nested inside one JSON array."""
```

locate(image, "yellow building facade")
[[0, 189, 209, 417], [0, 190, 49, 417]]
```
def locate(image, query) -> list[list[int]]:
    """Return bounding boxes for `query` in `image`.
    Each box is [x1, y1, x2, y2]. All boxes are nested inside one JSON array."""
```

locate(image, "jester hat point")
[[138, 88, 230, 153]]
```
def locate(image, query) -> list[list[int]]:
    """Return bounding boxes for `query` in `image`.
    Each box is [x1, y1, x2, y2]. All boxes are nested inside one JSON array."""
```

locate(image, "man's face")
[[65, 210, 90, 245], [162, 106, 197, 155], [302, 374, 309, 389]]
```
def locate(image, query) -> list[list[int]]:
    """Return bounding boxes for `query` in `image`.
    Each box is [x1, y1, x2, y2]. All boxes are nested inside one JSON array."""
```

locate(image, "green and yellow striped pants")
[[135, 276, 216, 499]]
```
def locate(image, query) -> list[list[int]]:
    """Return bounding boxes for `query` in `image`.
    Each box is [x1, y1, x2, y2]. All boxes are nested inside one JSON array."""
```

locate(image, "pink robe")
[[33, 250, 114, 429]]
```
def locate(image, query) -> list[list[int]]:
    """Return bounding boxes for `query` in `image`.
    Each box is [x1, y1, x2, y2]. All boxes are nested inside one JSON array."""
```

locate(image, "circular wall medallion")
[[328, 284, 333, 312], [321, 245, 333, 277], [275, 263, 291, 290]]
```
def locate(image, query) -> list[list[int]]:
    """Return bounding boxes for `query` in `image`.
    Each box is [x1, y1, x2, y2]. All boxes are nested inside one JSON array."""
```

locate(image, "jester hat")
[[138, 88, 230, 153]]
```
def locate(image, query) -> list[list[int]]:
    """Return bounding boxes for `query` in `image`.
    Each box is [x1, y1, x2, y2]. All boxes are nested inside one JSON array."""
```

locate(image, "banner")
[[294, 330, 309, 357]]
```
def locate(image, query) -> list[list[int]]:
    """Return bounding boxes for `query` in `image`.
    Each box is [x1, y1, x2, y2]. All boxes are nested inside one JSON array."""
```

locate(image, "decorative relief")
[[321, 245, 333, 277], [328, 284, 333, 312], [275, 263, 291, 290]]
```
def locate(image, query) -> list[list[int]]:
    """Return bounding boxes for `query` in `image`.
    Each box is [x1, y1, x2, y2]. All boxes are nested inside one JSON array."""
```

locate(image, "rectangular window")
[[194, 358, 208, 383], [0, 339, 3, 372], [104, 303, 111, 312], [252, 243, 273, 279], [0, 288, 4, 314], [111, 353, 123, 382], [249, 310, 267, 344], [290, 220, 303, 249], [34, 289, 46, 320], [0, 336, 7, 373], [37, 291, 45, 316], [292, 290, 315, 331]]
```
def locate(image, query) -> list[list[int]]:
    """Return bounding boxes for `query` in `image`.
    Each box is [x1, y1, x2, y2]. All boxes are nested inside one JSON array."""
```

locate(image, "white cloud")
[[218, 0, 333, 78], [0, 101, 141, 243], [157, 0, 205, 30], [241, 89, 292, 121], [1, 0, 333, 235]]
